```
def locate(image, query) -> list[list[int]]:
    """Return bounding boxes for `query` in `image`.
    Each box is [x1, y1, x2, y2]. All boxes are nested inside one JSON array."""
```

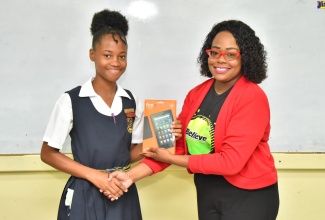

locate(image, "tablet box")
[[143, 100, 177, 154]]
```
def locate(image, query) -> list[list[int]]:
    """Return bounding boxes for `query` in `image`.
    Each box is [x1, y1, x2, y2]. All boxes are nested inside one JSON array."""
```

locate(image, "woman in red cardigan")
[[109, 20, 279, 220]]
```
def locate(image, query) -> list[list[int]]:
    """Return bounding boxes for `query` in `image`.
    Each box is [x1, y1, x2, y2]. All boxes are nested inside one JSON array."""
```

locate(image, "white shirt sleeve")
[[131, 94, 144, 144], [42, 93, 73, 150], [43, 84, 143, 148]]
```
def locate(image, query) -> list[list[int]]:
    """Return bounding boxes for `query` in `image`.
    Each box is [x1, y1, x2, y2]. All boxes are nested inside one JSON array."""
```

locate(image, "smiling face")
[[208, 31, 242, 93], [90, 34, 127, 84]]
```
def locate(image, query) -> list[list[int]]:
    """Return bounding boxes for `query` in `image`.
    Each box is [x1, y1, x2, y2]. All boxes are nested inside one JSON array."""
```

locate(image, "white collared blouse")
[[43, 78, 144, 150]]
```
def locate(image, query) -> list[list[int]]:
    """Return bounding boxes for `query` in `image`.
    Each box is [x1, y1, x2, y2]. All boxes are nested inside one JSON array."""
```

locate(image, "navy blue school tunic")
[[57, 86, 142, 220]]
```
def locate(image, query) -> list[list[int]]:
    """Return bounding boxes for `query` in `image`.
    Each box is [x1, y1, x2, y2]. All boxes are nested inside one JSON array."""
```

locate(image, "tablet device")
[[150, 109, 174, 149]]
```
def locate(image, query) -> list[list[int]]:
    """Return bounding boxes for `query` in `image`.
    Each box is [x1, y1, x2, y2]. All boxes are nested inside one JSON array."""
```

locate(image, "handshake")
[[98, 145, 176, 201], [96, 119, 182, 201], [100, 170, 133, 201]]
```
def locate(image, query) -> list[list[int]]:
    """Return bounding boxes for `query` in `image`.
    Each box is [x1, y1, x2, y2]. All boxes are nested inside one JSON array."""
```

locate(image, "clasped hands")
[[101, 119, 181, 201], [100, 170, 132, 201], [101, 146, 173, 201]]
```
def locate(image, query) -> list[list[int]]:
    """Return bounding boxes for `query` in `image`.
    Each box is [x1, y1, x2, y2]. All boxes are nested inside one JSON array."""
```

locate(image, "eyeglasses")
[[205, 49, 240, 61]]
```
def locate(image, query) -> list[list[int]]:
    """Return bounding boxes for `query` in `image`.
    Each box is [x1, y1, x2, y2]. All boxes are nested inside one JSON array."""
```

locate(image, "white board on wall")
[[0, 0, 324, 154]]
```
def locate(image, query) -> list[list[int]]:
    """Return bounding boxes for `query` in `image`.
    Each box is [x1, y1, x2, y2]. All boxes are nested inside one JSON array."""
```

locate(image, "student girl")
[[41, 9, 181, 220], [108, 20, 280, 220]]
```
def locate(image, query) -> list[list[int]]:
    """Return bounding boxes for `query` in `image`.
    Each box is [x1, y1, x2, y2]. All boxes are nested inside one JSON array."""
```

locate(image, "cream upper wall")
[[1, 153, 325, 220]]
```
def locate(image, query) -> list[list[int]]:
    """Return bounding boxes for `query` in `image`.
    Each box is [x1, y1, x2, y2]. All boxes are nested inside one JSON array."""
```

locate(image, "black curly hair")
[[90, 9, 129, 49], [198, 20, 267, 84]]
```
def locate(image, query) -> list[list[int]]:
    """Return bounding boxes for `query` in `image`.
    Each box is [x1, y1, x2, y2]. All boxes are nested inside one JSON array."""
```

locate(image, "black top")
[[186, 85, 232, 155]]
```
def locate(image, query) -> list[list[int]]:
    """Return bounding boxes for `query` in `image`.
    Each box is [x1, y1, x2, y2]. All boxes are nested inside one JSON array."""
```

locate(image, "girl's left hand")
[[141, 147, 173, 163]]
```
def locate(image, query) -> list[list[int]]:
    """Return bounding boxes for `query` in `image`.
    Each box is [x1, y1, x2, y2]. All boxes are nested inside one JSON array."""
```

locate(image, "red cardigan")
[[142, 76, 277, 190]]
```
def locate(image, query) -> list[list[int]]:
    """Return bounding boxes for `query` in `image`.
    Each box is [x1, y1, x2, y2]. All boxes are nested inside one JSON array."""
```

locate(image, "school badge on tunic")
[[124, 108, 135, 133]]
